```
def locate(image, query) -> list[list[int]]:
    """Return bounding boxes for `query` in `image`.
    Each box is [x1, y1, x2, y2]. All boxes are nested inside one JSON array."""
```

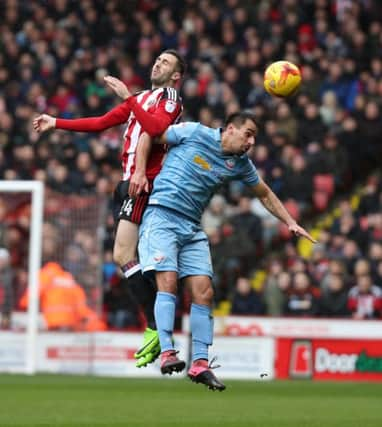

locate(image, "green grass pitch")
[[0, 374, 381, 427]]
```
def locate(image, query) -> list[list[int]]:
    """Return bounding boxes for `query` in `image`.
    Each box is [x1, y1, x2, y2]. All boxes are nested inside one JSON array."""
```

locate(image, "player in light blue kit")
[[137, 111, 316, 391]]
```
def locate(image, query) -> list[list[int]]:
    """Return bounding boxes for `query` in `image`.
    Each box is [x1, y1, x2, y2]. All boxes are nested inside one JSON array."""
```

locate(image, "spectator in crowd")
[[284, 272, 321, 317], [348, 260, 382, 319], [202, 194, 229, 237], [340, 238, 362, 276], [318, 272, 350, 317], [309, 243, 330, 284], [320, 259, 347, 295], [231, 276, 264, 316], [374, 260, 382, 288], [274, 102, 298, 144], [358, 175, 381, 216], [19, 262, 106, 331], [230, 195, 263, 259], [297, 103, 327, 148], [368, 242, 382, 285], [263, 260, 291, 316], [319, 91, 340, 127], [320, 134, 349, 189], [282, 154, 313, 213]]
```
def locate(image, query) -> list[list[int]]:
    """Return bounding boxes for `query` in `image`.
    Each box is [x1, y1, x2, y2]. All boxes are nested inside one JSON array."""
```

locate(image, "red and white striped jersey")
[[121, 87, 182, 180], [55, 86, 182, 180]]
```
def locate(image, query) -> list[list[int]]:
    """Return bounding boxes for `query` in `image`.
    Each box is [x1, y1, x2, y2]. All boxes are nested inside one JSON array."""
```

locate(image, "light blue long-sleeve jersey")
[[148, 122, 260, 223]]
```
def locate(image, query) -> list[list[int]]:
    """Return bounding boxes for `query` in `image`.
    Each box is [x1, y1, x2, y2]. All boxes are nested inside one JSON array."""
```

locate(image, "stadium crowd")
[[1, 0, 382, 328]]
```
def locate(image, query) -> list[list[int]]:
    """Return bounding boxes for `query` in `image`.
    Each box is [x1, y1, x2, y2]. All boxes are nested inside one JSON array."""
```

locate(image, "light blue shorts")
[[138, 206, 213, 279]]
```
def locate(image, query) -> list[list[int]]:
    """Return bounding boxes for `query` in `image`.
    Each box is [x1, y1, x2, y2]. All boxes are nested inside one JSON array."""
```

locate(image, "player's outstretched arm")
[[34, 104, 132, 134], [252, 179, 317, 243]]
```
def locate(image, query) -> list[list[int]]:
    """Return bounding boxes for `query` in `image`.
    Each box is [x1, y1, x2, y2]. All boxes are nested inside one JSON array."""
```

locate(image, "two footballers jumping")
[[34, 50, 315, 392]]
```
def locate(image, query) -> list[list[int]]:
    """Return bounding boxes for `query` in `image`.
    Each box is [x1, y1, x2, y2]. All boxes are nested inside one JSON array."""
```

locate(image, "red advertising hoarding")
[[276, 338, 382, 381]]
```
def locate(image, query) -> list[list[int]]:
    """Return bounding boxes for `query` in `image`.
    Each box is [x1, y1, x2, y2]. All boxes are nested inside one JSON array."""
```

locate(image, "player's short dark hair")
[[162, 49, 186, 76], [225, 111, 257, 131]]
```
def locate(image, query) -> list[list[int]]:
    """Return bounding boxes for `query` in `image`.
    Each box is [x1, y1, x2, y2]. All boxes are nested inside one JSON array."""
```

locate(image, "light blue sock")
[[154, 291, 176, 353], [190, 303, 213, 362]]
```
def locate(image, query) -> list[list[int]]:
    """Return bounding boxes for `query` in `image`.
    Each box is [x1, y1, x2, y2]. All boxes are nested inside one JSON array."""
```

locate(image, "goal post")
[[0, 180, 44, 374]]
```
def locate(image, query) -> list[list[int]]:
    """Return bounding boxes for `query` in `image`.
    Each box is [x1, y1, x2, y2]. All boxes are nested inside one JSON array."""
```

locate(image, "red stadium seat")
[[279, 222, 292, 240], [313, 191, 329, 211], [313, 174, 335, 197], [283, 199, 300, 221]]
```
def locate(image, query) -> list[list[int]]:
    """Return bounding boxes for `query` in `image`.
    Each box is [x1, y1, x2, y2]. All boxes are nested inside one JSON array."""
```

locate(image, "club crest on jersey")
[[154, 253, 166, 263], [225, 159, 235, 169], [165, 100, 176, 113]]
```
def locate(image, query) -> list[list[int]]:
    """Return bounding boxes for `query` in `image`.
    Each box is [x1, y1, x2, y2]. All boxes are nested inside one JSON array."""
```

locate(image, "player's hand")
[[129, 171, 149, 198], [288, 223, 317, 243], [104, 75, 132, 100], [33, 114, 56, 133]]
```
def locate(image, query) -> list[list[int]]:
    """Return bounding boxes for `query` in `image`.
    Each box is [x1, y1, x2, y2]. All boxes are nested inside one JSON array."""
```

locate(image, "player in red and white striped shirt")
[[33, 50, 185, 367]]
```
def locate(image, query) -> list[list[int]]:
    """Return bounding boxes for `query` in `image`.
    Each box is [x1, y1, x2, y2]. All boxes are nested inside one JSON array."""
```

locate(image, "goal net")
[[0, 181, 107, 373]]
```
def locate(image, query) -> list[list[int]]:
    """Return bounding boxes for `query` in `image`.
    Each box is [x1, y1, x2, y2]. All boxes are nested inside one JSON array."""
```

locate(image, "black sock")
[[127, 271, 157, 330]]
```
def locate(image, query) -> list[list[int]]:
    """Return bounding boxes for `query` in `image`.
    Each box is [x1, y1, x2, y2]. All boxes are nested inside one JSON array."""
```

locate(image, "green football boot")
[[134, 327, 160, 359], [135, 343, 161, 368]]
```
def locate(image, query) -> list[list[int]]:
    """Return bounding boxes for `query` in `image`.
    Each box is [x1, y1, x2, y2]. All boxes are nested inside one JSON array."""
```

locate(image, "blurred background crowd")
[[0, 0, 382, 330]]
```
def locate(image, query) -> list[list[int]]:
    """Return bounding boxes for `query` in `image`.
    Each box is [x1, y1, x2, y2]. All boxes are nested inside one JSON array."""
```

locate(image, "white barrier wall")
[[0, 332, 188, 377], [210, 336, 274, 380], [39, 333, 189, 377], [0, 332, 26, 373], [1, 317, 381, 380]]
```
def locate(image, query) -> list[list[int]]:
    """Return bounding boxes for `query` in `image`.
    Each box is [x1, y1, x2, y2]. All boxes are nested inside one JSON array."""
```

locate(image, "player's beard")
[[151, 70, 173, 87]]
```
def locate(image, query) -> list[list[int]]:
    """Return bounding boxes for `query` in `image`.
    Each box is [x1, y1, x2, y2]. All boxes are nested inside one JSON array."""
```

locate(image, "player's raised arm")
[[104, 75, 182, 137], [252, 178, 317, 243]]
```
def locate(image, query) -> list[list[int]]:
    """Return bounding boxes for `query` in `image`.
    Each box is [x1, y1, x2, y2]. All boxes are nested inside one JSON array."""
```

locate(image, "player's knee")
[[156, 274, 177, 294], [194, 285, 214, 306], [203, 286, 214, 305], [113, 242, 136, 267]]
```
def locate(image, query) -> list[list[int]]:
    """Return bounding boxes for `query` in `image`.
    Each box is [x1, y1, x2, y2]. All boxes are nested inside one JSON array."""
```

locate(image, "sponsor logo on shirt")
[[193, 155, 211, 170]]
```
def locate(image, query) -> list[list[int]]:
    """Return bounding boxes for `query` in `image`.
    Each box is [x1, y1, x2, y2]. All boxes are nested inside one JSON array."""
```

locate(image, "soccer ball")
[[264, 61, 301, 97]]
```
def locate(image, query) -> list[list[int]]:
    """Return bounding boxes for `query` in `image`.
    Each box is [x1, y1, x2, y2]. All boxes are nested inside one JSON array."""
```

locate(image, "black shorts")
[[113, 180, 153, 225]]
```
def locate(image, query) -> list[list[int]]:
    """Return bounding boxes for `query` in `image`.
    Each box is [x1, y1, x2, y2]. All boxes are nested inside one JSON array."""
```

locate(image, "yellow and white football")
[[264, 60, 302, 97]]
